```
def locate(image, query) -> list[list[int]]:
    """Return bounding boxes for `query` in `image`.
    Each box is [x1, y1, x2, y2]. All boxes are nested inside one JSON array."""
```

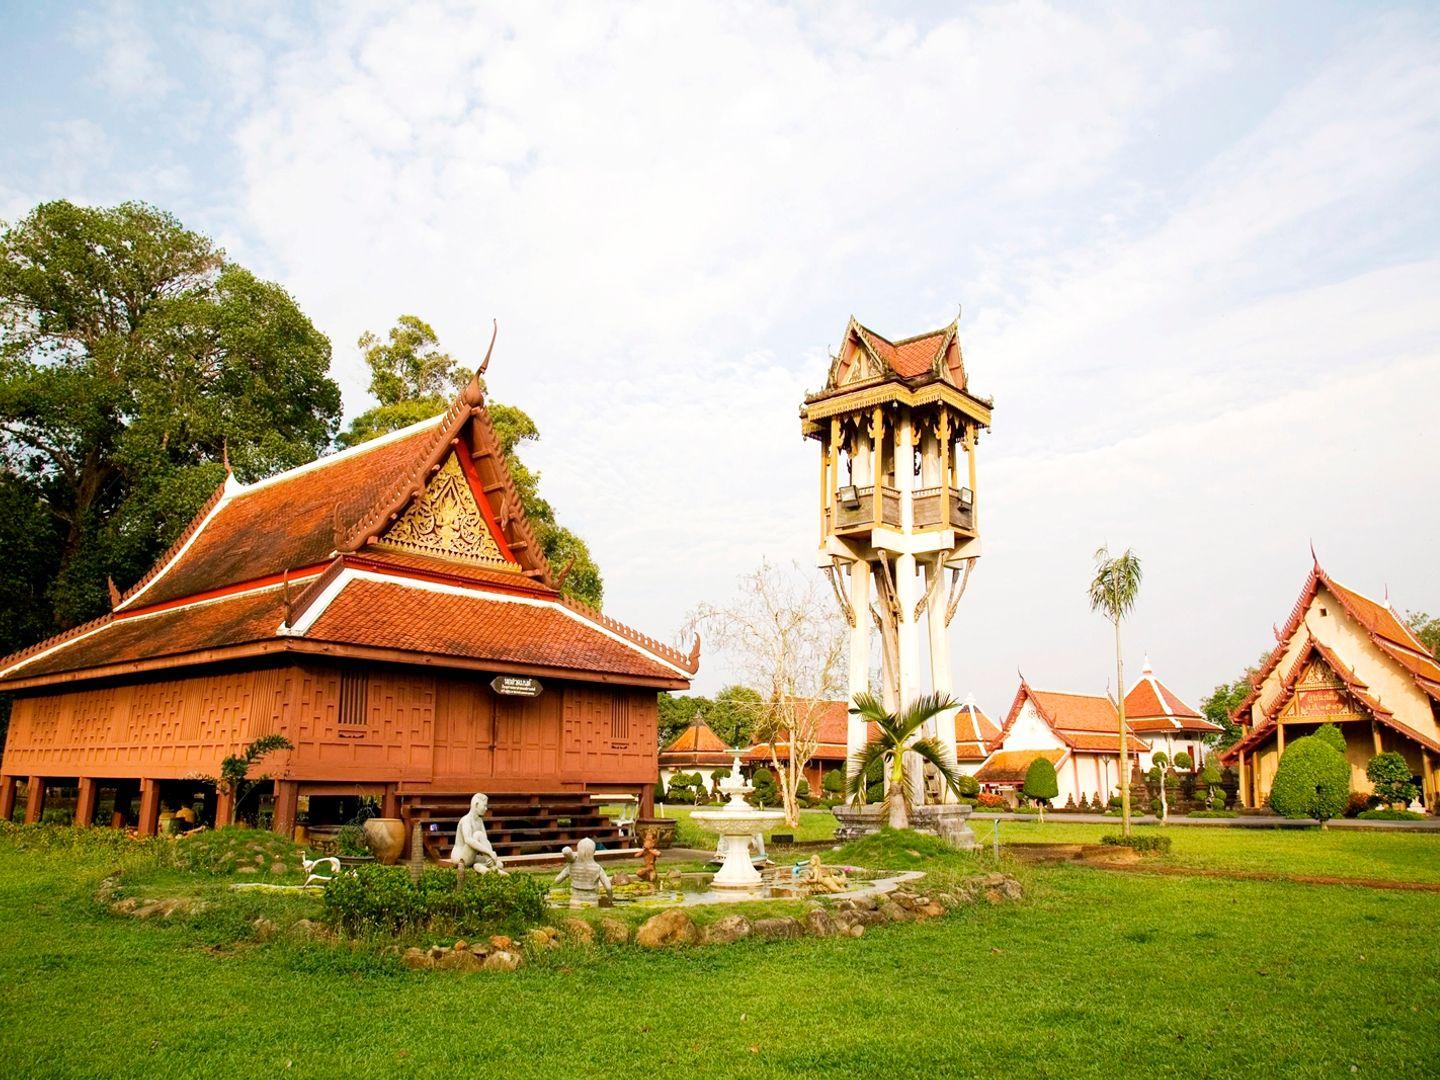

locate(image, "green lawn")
[[1, 826, 1438, 1077], [981, 819, 1440, 884]]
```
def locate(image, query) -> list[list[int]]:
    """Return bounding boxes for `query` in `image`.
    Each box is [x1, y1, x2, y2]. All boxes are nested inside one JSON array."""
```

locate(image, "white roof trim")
[[239, 412, 443, 494]]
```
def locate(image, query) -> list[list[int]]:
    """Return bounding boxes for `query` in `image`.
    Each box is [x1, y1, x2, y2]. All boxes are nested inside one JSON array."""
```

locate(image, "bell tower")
[[801, 316, 993, 796]]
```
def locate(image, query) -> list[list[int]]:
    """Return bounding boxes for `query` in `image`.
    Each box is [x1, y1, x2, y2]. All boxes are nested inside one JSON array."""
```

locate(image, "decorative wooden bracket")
[[913, 554, 946, 622], [823, 557, 857, 629], [106, 576, 121, 611], [943, 557, 976, 627], [554, 556, 577, 591]]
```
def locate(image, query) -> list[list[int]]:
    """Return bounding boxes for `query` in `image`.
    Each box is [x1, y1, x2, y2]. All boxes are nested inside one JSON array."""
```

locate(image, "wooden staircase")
[[399, 791, 637, 865]]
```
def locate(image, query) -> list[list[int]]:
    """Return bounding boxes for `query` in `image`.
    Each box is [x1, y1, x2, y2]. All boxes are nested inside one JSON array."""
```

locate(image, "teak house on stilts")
[[0, 356, 698, 859]]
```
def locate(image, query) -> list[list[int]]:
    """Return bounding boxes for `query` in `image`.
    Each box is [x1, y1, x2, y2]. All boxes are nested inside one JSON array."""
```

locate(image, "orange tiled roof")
[[1124, 660, 1218, 733], [1000, 681, 1149, 755], [975, 748, 1066, 785], [660, 720, 735, 766], [854, 322, 965, 382], [955, 697, 1000, 760]]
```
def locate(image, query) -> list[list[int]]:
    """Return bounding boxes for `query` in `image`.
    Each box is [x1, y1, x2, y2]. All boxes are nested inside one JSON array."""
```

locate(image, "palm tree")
[[845, 691, 964, 830], [1088, 546, 1143, 837]]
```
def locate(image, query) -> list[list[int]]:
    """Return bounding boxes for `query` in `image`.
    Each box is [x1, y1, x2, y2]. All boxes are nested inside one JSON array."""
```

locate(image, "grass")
[[980, 819, 1440, 883], [0, 825, 1437, 1077], [653, 804, 840, 845]]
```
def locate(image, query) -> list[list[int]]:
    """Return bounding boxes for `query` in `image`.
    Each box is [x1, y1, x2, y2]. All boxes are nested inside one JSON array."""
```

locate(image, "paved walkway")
[[969, 812, 1440, 831]]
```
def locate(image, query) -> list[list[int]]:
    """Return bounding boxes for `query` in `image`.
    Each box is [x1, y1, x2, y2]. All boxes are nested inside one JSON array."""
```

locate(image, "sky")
[[2, 1, 1437, 714]]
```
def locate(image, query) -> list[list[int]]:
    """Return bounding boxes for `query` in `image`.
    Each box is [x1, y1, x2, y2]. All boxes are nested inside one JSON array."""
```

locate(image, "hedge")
[[1100, 833, 1172, 853], [323, 864, 546, 936]]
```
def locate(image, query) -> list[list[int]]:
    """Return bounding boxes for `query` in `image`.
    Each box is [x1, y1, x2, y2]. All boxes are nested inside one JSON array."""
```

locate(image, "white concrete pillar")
[[927, 562, 959, 799], [854, 428, 872, 486], [846, 560, 872, 780]]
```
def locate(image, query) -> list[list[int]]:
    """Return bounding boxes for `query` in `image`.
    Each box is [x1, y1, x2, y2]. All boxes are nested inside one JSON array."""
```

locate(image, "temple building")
[[953, 693, 1001, 774], [1222, 562, 1439, 811], [975, 680, 1148, 806], [658, 719, 735, 791], [1124, 658, 1218, 771], [0, 361, 698, 857]]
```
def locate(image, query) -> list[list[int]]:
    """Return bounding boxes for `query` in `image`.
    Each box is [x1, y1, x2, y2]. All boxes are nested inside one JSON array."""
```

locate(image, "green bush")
[[1269, 736, 1351, 821], [173, 827, 301, 878], [821, 770, 844, 796], [1187, 809, 1238, 818], [323, 864, 545, 936], [1356, 808, 1425, 821], [796, 777, 810, 799], [1173, 751, 1193, 771], [1210, 790, 1228, 811], [1100, 833, 1172, 853], [956, 773, 980, 798], [1313, 725, 1347, 754], [1023, 758, 1058, 810], [1152, 751, 1169, 769], [336, 824, 369, 857], [1366, 752, 1418, 808]]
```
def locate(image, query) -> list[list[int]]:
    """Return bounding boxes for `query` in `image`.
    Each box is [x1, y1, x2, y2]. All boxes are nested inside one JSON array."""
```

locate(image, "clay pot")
[[363, 817, 406, 865], [635, 817, 677, 848]]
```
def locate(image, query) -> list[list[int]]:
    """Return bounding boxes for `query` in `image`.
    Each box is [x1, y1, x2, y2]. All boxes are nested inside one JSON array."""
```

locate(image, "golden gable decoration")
[[375, 453, 515, 569]]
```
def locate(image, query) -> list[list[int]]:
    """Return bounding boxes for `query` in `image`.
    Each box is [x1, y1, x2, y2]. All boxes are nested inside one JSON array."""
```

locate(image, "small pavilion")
[[1123, 658, 1218, 771], [658, 719, 735, 792], [1222, 561, 1440, 810]]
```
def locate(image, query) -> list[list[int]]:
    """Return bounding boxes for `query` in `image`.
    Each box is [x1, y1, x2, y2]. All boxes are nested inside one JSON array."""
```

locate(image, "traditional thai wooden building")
[[1124, 658, 1218, 771], [975, 680, 1148, 806], [658, 719, 735, 791], [1222, 562, 1439, 811], [0, 364, 698, 856]]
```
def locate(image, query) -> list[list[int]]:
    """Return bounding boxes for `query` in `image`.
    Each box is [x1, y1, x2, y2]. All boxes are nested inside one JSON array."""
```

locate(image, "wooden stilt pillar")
[[1276, 723, 1285, 757], [137, 779, 161, 837], [272, 781, 299, 839], [23, 776, 46, 824], [381, 784, 399, 819], [1422, 752, 1435, 813], [214, 788, 235, 830], [1237, 752, 1247, 808], [639, 783, 654, 819], [0, 776, 16, 822], [75, 778, 98, 828]]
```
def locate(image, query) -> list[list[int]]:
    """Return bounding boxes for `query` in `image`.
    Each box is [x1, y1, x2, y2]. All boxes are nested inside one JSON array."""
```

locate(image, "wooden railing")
[[831, 485, 975, 534]]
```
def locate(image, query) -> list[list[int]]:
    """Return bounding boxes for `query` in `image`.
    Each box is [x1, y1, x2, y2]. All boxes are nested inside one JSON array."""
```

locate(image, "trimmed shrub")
[[1344, 792, 1377, 818], [751, 767, 779, 807], [795, 777, 810, 800], [1366, 752, 1418, 808], [1209, 789, 1228, 811], [976, 792, 1007, 810], [1187, 809, 1238, 818], [1023, 758, 1059, 806], [956, 773, 980, 798], [1152, 751, 1169, 769], [1356, 808, 1425, 821], [323, 864, 545, 936], [1100, 833, 1172, 853], [822, 770, 844, 796], [1313, 724, 1347, 754], [1173, 751, 1193, 771], [1269, 736, 1351, 821]]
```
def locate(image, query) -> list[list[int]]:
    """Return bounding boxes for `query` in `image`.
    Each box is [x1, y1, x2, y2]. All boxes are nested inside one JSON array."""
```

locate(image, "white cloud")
[[73, 0, 177, 101]]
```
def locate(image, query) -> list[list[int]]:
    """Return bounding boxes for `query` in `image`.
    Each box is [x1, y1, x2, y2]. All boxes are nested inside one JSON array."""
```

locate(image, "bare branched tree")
[[689, 560, 847, 827]]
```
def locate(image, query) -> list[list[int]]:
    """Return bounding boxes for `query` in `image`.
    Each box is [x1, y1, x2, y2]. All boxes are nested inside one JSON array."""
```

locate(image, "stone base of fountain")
[[910, 803, 979, 851]]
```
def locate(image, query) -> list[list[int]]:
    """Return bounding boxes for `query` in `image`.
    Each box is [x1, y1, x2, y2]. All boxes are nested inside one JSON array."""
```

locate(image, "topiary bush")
[[1022, 758, 1059, 813], [1313, 724, 1347, 754], [822, 770, 844, 796], [1356, 808, 1425, 821], [1366, 752, 1418, 808], [1173, 751, 1193, 771], [1269, 735, 1351, 821], [751, 767, 779, 807], [956, 773, 980, 798]]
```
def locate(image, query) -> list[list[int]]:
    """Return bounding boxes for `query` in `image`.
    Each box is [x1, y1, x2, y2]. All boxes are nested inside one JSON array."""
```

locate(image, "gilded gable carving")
[[376, 453, 515, 569]]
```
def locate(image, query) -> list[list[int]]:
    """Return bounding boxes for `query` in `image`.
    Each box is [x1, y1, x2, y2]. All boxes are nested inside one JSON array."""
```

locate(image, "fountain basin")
[[691, 807, 785, 888]]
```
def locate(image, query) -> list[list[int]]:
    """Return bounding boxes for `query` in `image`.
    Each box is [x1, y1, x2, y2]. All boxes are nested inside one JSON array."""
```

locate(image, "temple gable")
[[375, 451, 517, 570]]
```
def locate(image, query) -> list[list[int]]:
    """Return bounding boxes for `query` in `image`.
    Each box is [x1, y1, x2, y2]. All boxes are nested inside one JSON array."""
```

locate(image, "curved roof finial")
[[1310, 538, 1320, 570], [462, 320, 498, 408], [477, 318, 498, 376]]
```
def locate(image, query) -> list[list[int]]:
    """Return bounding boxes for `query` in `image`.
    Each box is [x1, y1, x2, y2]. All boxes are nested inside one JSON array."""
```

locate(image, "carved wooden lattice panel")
[[374, 452, 515, 569]]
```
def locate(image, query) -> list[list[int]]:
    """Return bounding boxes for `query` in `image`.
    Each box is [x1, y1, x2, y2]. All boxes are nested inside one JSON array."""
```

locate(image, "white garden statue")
[[451, 792, 507, 874], [554, 837, 613, 907]]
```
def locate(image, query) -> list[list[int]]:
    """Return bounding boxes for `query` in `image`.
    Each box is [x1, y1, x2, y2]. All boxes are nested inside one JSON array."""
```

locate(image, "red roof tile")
[[660, 720, 735, 766], [975, 748, 1065, 785], [1123, 661, 1217, 733], [304, 577, 687, 682]]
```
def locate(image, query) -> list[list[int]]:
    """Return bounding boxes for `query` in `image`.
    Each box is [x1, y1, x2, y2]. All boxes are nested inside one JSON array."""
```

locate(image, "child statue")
[[451, 792, 506, 875], [797, 854, 847, 893], [554, 837, 613, 908], [635, 829, 661, 884]]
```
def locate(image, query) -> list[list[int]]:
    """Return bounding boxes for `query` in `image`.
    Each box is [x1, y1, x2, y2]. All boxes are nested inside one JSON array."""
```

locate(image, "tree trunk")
[[888, 753, 909, 830], [770, 746, 800, 828], [1115, 618, 1131, 837]]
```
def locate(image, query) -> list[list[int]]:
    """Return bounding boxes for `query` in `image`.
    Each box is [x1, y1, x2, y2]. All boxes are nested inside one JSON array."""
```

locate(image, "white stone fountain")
[[691, 751, 786, 889]]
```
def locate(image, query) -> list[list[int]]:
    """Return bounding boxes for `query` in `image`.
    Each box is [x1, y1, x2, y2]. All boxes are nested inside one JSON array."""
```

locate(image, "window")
[[610, 696, 631, 741], [339, 671, 369, 735]]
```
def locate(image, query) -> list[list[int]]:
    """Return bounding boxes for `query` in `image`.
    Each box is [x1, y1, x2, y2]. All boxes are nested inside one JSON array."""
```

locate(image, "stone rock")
[[131, 900, 164, 919], [936, 892, 960, 909], [527, 928, 560, 950], [846, 922, 865, 938], [803, 909, 836, 938], [751, 917, 803, 940], [428, 945, 449, 961], [880, 901, 909, 922], [701, 914, 752, 945], [438, 948, 482, 972], [635, 908, 698, 948], [919, 902, 945, 919], [612, 872, 631, 887], [468, 942, 491, 958], [488, 934, 514, 950], [111, 897, 139, 914], [483, 950, 523, 972], [859, 910, 887, 927], [599, 917, 630, 945], [562, 918, 595, 945], [252, 917, 277, 942], [270, 861, 288, 876], [289, 918, 328, 940], [453, 939, 469, 952], [402, 947, 432, 970]]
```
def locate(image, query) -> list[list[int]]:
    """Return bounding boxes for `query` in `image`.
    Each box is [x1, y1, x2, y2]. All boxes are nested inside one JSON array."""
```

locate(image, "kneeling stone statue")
[[451, 793, 507, 874], [554, 837, 613, 907]]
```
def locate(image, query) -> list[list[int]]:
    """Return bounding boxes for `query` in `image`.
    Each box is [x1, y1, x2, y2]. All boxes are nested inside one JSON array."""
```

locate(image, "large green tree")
[[0, 200, 341, 640], [1405, 610, 1440, 660], [1201, 652, 1272, 751], [338, 314, 604, 608]]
